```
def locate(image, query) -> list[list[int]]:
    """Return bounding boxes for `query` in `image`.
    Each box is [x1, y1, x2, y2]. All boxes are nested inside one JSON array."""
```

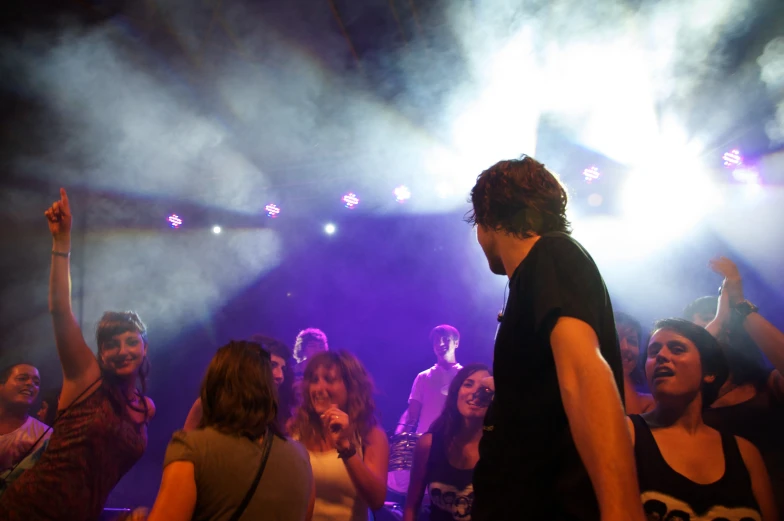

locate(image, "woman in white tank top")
[[289, 351, 389, 521]]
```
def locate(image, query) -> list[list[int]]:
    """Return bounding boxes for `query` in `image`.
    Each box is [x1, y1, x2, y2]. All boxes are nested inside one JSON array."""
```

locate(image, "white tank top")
[[308, 443, 369, 521]]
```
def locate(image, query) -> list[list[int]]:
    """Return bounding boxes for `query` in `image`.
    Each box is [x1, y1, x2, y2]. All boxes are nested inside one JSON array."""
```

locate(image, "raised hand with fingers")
[[44, 188, 73, 244]]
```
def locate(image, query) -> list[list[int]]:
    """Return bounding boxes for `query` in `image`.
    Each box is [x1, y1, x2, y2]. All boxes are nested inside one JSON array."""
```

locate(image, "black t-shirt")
[[472, 233, 623, 521]]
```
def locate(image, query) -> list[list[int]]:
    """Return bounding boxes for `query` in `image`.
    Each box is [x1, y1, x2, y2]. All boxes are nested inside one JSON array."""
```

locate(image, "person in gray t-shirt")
[[140, 340, 314, 521]]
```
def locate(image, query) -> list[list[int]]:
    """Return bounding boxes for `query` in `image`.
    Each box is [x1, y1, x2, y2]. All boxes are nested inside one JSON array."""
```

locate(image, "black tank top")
[[630, 414, 761, 521], [424, 433, 475, 521]]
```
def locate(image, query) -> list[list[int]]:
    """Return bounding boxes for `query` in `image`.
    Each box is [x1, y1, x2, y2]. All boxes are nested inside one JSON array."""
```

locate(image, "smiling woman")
[[0, 188, 155, 521]]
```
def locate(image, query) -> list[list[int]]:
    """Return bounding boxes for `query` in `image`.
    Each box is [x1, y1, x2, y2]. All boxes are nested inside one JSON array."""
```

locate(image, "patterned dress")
[[0, 382, 147, 521]]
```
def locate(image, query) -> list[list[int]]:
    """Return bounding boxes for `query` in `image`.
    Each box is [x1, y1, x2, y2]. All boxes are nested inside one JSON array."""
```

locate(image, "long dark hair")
[[428, 363, 490, 447], [251, 334, 295, 429], [95, 311, 150, 420], [200, 340, 278, 440], [290, 350, 377, 445]]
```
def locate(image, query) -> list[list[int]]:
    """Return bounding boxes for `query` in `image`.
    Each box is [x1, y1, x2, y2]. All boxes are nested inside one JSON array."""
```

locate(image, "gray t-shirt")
[[164, 427, 313, 521]]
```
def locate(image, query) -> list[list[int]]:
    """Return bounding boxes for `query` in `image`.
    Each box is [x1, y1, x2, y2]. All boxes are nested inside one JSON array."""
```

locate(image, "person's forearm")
[[559, 360, 644, 520], [49, 237, 73, 315], [343, 455, 386, 510], [743, 313, 784, 374]]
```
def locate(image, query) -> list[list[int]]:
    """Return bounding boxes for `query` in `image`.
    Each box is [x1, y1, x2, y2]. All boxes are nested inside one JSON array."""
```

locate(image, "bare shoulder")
[[367, 426, 389, 448], [145, 396, 157, 420], [416, 432, 433, 451], [735, 435, 764, 465]]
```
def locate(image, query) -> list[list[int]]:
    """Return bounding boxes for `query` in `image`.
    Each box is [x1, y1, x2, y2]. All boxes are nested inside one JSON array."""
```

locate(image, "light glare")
[[212, 225, 222, 234]]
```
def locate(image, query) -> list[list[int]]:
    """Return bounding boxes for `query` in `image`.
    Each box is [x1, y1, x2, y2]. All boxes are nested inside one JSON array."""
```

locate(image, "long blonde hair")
[[289, 350, 377, 445]]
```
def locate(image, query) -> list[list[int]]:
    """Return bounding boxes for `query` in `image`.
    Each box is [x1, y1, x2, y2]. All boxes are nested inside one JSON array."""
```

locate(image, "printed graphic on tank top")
[[630, 414, 761, 521], [425, 434, 475, 521]]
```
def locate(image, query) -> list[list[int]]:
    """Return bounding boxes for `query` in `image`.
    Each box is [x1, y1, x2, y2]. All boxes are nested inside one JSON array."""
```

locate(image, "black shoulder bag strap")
[[228, 427, 274, 521]]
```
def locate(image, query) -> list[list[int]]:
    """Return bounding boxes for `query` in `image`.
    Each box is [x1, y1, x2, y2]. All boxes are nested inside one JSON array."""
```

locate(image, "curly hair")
[[293, 328, 329, 363], [467, 156, 571, 238], [250, 334, 295, 429], [200, 340, 278, 440], [428, 364, 490, 447], [289, 350, 378, 445], [647, 318, 729, 407]]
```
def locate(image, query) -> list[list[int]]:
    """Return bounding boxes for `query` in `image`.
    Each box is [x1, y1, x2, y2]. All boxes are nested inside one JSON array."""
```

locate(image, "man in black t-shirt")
[[467, 156, 644, 521]]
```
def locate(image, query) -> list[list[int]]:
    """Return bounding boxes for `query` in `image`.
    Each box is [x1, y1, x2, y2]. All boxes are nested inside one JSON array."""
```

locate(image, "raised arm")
[[45, 188, 101, 406], [708, 257, 784, 395], [402, 433, 432, 521], [550, 317, 645, 521]]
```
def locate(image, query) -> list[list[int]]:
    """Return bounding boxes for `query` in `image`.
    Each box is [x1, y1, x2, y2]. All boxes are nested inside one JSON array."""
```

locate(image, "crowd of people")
[[0, 157, 783, 521]]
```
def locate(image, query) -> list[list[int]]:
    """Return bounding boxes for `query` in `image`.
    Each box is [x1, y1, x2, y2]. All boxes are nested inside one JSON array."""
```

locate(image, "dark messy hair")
[[429, 364, 490, 448], [647, 318, 729, 407], [615, 312, 646, 387], [683, 296, 718, 321], [467, 156, 571, 238], [429, 325, 460, 344], [95, 311, 150, 419], [200, 340, 278, 440], [250, 334, 295, 429], [0, 362, 37, 384]]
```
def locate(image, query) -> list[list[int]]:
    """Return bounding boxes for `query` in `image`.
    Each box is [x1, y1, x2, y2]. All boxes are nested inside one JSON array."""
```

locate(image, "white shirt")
[[308, 443, 368, 521], [0, 416, 51, 472], [408, 363, 463, 433]]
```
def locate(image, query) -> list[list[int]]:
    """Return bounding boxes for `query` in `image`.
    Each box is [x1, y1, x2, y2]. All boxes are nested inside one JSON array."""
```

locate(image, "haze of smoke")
[[758, 36, 784, 144]]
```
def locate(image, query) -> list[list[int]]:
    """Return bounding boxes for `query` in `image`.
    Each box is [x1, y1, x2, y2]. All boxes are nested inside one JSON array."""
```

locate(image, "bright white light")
[[732, 167, 760, 184], [324, 223, 336, 235], [583, 166, 601, 183], [168, 214, 182, 228], [723, 149, 743, 167], [620, 162, 721, 240], [265, 203, 281, 218], [212, 225, 222, 234], [588, 194, 603, 207], [394, 185, 412, 203], [342, 193, 359, 209]]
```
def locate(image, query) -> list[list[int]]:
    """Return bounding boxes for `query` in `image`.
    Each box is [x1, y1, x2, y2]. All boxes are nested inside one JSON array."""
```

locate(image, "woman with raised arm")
[[288, 350, 389, 521], [628, 318, 777, 521], [403, 364, 490, 521], [0, 188, 155, 521]]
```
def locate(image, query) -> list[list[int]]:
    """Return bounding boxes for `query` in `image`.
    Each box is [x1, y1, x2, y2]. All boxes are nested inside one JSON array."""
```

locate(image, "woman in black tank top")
[[629, 319, 777, 521], [403, 364, 491, 521]]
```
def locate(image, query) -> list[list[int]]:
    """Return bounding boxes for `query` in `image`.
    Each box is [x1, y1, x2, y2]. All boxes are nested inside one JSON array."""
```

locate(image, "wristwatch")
[[733, 300, 759, 319]]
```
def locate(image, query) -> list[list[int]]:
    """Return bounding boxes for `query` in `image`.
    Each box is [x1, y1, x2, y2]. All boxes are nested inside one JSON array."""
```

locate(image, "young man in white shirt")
[[0, 363, 51, 493], [397, 325, 463, 435]]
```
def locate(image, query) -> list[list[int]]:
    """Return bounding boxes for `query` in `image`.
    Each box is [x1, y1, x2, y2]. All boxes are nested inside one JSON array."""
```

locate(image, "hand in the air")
[[709, 257, 744, 305], [321, 404, 352, 449], [44, 188, 72, 241]]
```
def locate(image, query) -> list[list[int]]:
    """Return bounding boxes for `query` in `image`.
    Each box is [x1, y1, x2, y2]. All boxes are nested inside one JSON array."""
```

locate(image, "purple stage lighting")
[[168, 214, 183, 228], [394, 185, 411, 203], [722, 149, 742, 167], [342, 192, 359, 209], [265, 203, 281, 218], [582, 166, 600, 183]]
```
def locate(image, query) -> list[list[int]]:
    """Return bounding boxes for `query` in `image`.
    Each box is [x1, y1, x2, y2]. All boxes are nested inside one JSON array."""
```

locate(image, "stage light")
[[732, 167, 760, 184], [722, 149, 743, 168], [212, 225, 222, 234], [265, 203, 281, 218], [342, 193, 359, 209], [168, 214, 183, 228], [394, 185, 411, 203], [583, 166, 600, 183], [324, 223, 336, 235]]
